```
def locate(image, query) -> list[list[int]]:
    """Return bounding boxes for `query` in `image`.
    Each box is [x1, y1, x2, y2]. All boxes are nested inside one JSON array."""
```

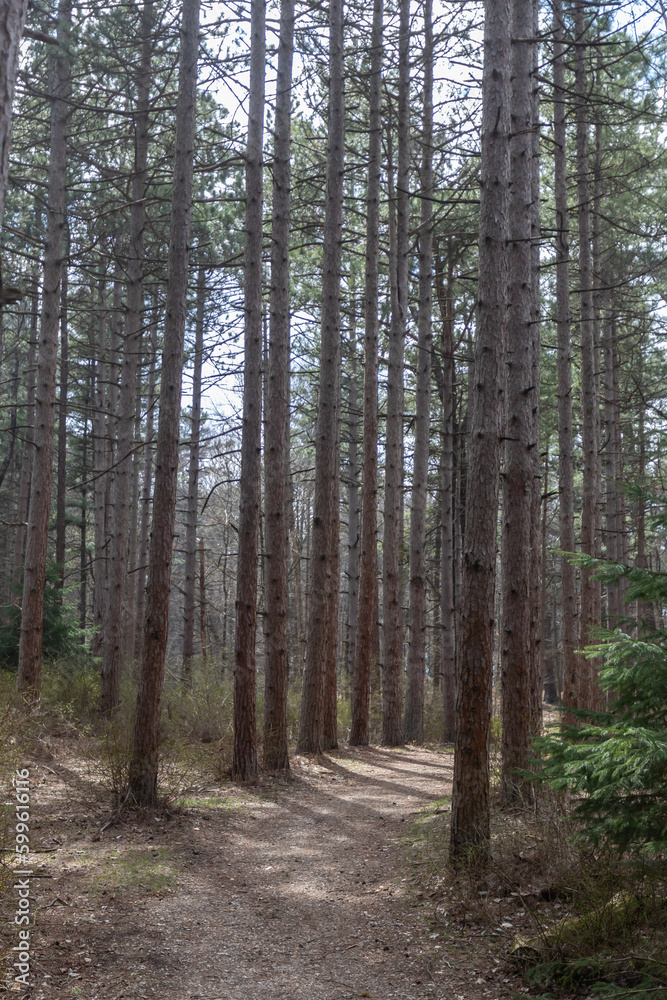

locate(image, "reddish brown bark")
[[199, 537, 207, 659], [603, 308, 626, 621], [263, 0, 293, 771], [404, 0, 433, 745], [133, 294, 159, 662], [450, 0, 510, 860], [183, 268, 206, 680], [500, 0, 536, 805], [101, 0, 153, 713], [232, 0, 264, 781], [528, 0, 542, 739], [298, 0, 345, 754], [128, 0, 200, 805], [350, 0, 382, 747], [125, 359, 144, 659], [574, 0, 602, 709], [553, 0, 578, 715], [346, 330, 360, 688], [55, 261, 69, 593], [17, 0, 71, 701], [381, 0, 410, 748], [12, 275, 37, 589], [436, 246, 456, 744], [92, 271, 108, 658]]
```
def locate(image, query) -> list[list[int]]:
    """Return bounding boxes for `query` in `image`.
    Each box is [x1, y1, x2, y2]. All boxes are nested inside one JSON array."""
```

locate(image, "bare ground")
[[6, 743, 525, 1000]]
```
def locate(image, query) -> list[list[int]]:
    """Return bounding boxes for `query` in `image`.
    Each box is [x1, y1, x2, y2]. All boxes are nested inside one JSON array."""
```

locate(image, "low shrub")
[[0, 568, 87, 672]]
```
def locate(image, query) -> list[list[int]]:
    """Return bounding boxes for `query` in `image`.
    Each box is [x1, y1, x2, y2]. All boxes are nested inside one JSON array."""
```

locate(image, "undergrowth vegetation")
[[2, 539, 666, 999], [404, 549, 667, 1000], [408, 789, 667, 1000]]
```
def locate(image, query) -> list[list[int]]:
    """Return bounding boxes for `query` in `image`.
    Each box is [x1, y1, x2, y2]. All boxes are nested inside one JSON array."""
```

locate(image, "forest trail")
[[29, 745, 504, 1000]]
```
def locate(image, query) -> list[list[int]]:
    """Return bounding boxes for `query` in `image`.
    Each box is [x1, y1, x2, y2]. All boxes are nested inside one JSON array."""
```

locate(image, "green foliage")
[[0, 569, 86, 671], [525, 955, 667, 999], [531, 556, 667, 856]]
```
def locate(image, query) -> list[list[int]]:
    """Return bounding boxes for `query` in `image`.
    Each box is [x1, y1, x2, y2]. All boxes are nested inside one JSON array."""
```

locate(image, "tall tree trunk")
[[528, 0, 542, 739], [12, 275, 38, 588], [91, 271, 107, 657], [603, 303, 619, 620], [263, 0, 293, 771], [199, 536, 207, 658], [232, 0, 264, 780], [404, 0, 433, 745], [346, 329, 360, 688], [554, 0, 578, 715], [611, 314, 626, 616], [350, 0, 382, 746], [125, 354, 144, 658], [542, 444, 558, 702], [79, 404, 88, 633], [321, 472, 341, 749], [183, 267, 206, 680], [290, 507, 304, 674], [17, 0, 71, 700], [636, 388, 652, 627], [320, 1, 346, 752], [128, 0, 200, 805], [435, 242, 456, 742], [134, 293, 158, 662], [298, 0, 345, 754], [381, 0, 410, 748], [449, 0, 510, 859], [500, 0, 536, 805], [0, 344, 18, 524], [101, 0, 153, 714], [55, 258, 68, 593], [0, 0, 28, 229], [574, 0, 602, 709]]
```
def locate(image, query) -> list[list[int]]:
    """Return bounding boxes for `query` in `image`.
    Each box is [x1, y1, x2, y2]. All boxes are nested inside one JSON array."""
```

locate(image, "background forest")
[[1, 0, 667, 853]]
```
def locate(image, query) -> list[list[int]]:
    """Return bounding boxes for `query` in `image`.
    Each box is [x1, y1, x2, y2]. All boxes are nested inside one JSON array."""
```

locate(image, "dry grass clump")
[[407, 788, 667, 998]]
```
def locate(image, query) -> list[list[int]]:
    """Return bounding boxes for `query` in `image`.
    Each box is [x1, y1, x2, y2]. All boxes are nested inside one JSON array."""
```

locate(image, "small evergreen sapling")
[[531, 545, 667, 855]]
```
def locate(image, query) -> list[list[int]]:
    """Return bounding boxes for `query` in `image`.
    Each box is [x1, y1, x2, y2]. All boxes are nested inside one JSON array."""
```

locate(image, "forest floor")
[[7, 740, 534, 1000]]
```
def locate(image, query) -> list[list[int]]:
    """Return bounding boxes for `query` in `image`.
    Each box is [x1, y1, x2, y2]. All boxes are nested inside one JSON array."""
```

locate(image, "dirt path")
[[23, 745, 504, 1000]]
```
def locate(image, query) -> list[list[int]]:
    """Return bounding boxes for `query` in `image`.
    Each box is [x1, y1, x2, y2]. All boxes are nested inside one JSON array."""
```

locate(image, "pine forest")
[[1, 0, 667, 995]]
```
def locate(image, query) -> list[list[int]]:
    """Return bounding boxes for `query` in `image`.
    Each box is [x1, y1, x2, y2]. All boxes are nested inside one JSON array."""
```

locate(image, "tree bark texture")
[[350, 0, 382, 747], [134, 294, 159, 662], [182, 267, 206, 679], [435, 245, 456, 743], [12, 276, 38, 589], [345, 328, 360, 690], [232, 0, 264, 780], [128, 0, 199, 804], [381, 0, 410, 748], [528, 0, 542, 738], [101, 0, 153, 713], [55, 261, 68, 591], [263, 0, 293, 771], [404, 0, 433, 745], [17, 0, 71, 700], [574, 0, 602, 709], [92, 271, 108, 658], [450, 0, 510, 859], [125, 363, 144, 658], [500, 0, 536, 805], [320, 0, 346, 754], [298, 0, 344, 754], [553, 0, 578, 714], [603, 310, 625, 620], [199, 536, 207, 658]]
